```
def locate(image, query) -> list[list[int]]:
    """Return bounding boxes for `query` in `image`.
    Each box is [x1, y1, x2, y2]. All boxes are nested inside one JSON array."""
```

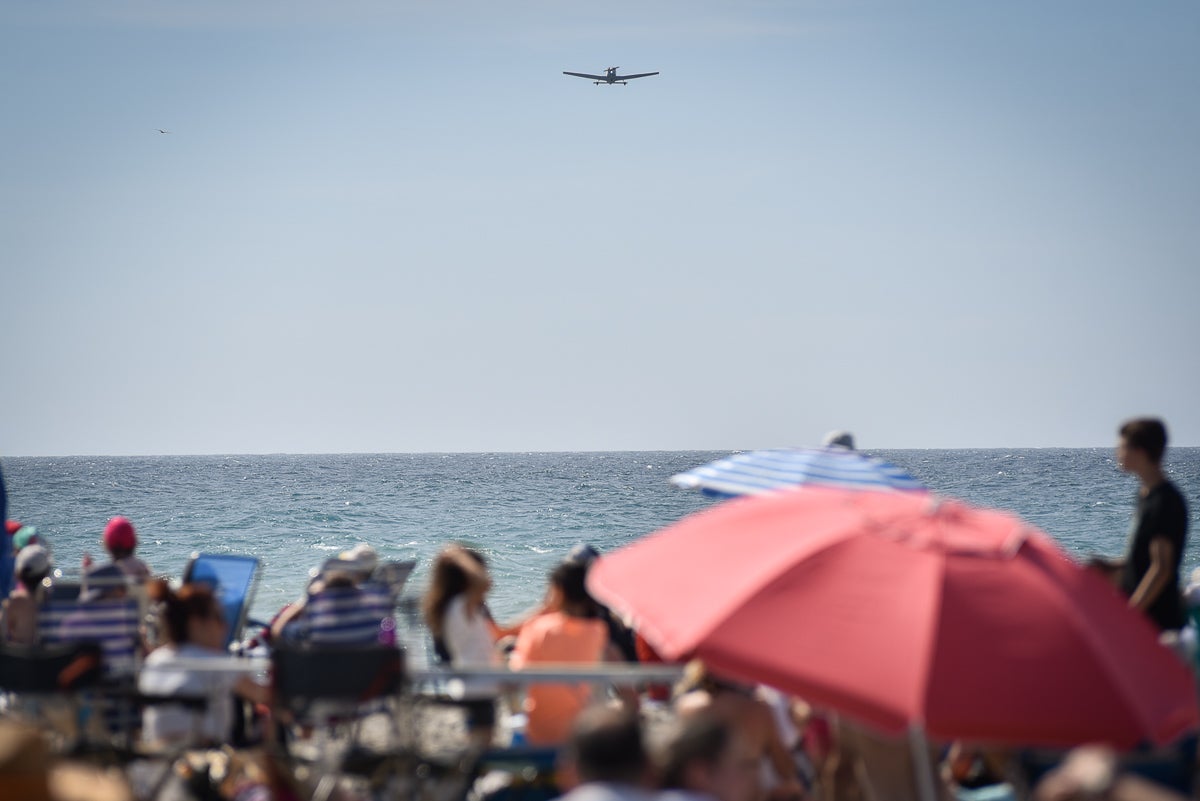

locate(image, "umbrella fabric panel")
[[588, 487, 1200, 750], [690, 534, 948, 737], [587, 490, 926, 656], [588, 489, 1011, 658], [670, 448, 927, 497], [925, 537, 1198, 748]]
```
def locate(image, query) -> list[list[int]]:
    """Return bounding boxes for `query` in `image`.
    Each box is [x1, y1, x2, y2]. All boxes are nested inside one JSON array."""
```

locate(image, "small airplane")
[[156, 129, 172, 134], [563, 66, 659, 86]]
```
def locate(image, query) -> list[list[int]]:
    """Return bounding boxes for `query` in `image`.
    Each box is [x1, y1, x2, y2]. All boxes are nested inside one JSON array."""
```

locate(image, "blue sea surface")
[[3, 449, 1199, 624]]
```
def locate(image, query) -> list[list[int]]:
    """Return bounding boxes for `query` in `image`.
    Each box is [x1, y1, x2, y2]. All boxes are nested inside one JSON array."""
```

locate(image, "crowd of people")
[[0, 417, 1194, 801]]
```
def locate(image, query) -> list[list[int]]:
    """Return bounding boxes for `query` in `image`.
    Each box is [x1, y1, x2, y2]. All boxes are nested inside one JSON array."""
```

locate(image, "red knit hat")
[[103, 516, 137, 551]]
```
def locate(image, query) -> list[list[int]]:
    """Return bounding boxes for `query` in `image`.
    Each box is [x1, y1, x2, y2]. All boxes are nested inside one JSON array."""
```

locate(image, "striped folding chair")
[[38, 583, 144, 748], [302, 581, 396, 647]]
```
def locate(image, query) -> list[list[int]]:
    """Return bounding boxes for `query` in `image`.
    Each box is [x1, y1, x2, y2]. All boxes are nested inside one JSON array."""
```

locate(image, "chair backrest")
[[272, 644, 405, 710], [38, 596, 141, 680], [183, 553, 261, 649], [0, 642, 102, 693], [373, 560, 416, 599], [46, 580, 83, 602], [303, 581, 394, 647]]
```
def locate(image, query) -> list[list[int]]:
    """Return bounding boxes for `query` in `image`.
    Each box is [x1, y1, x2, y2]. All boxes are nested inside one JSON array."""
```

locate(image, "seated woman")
[[509, 560, 626, 746], [139, 580, 269, 748], [269, 545, 392, 647], [423, 544, 511, 747]]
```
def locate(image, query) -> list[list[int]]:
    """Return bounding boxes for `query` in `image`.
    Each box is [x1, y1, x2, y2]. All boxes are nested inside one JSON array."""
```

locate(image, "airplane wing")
[[621, 72, 659, 80], [563, 71, 607, 80]]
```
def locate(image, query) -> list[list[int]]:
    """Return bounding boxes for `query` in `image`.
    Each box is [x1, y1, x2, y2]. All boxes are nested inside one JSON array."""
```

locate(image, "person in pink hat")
[[102, 516, 152, 581]]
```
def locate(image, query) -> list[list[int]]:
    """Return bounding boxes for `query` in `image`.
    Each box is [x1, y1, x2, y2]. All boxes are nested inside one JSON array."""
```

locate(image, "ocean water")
[[2, 449, 1199, 625]]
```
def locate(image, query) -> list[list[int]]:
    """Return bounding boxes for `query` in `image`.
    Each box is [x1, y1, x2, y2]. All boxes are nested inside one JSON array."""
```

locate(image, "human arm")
[[488, 595, 555, 641], [601, 639, 641, 712], [234, 675, 271, 706], [820, 716, 860, 801], [507, 620, 535, 670], [1033, 746, 1188, 801], [756, 699, 806, 800], [1128, 536, 1176, 613], [269, 600, 305, 642]]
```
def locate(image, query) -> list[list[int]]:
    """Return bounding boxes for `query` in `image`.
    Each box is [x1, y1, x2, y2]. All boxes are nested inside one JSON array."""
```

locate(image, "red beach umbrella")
[[587, 487, 1198, 750]]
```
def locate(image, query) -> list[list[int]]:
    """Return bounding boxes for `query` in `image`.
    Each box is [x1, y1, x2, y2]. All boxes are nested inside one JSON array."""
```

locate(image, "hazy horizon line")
[[7, 444, 1195, 459]]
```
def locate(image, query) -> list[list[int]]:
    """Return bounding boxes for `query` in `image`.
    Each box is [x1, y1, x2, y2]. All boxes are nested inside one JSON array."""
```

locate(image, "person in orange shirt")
[[509, 560, 623, 745]]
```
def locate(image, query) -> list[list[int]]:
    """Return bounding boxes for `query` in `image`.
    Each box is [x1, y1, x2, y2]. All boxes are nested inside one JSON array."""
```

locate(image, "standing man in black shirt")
[[1111, 418, 1190, 631]]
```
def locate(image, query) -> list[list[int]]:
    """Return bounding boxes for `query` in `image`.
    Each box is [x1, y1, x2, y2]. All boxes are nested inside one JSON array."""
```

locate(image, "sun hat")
[[13, 526, 39, 551], [15, 545, 50, 578], [102, 516, 136, 552], [335, 543, 379, 576]]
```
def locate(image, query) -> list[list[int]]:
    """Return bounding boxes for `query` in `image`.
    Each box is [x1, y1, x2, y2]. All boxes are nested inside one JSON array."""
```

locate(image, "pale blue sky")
[[3, 1, 1198, 455]]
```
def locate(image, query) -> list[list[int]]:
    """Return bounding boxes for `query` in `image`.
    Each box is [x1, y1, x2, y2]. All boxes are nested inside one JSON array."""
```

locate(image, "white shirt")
[[441, 595, 499, 698], [139, 643, 239, 746], [442, 595, 498, 667]]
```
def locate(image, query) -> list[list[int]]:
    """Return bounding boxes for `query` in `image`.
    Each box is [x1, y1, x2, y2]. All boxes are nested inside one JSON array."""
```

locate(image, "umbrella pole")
[[908, 724, 939, 801]]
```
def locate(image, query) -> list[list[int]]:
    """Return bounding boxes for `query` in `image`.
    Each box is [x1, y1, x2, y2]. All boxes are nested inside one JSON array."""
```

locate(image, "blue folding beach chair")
[[183, 553, 262, 649]]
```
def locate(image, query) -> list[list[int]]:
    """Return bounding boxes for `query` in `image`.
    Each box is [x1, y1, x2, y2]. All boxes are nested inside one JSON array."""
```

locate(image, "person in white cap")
[[2, 545, 52, 645]]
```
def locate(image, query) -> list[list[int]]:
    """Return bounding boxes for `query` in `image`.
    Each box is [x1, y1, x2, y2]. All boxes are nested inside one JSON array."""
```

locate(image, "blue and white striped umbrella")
[[670, 447, 926, 498]]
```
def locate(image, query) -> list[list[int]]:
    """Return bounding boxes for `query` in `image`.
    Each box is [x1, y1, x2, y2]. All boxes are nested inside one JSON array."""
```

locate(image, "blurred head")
[[103, 516, 137, 558], [12, 526, 39, 552], [335, 543, 379, 581], [550, 560, 598, 618], [15, 545, 51, 590], [565, 543, 601, 568], [1118, 418, 1168, 469], [561, 706, 648, 787], [656, 713, 760, 801], [822, 430, 856, 450], [423, 545, 489, 637], [148, 580, 226, 649]]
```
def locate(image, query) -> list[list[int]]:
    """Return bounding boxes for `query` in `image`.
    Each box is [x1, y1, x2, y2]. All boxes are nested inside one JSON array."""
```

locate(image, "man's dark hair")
[[656, 713, 733, 790], [1120, 418, 1168, 464], [564, 706, 647, 785]]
